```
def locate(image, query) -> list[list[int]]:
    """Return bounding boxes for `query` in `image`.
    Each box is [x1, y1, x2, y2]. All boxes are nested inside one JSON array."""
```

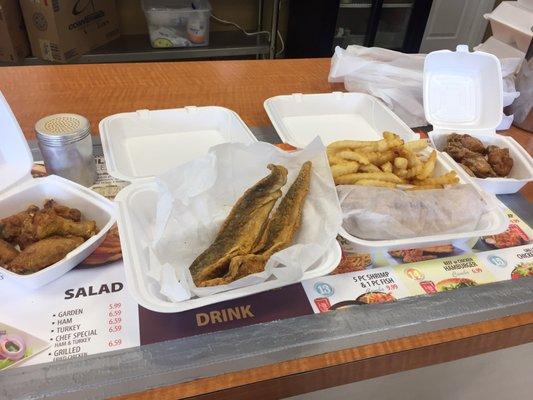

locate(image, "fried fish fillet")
[[7, 236, 85, 274], [190, 164, 288, 286], [200, 161, 312, 286]]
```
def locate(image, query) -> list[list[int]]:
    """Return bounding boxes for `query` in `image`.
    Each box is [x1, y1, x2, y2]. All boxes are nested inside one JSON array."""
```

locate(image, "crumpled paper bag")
[[337, 185, 490, 240], [149, 138, 342, 300]]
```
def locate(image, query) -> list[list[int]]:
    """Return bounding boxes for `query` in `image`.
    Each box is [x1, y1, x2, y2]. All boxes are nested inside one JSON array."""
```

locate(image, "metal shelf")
[[339, 2, 413, 9], [15, 31, 270, 65]]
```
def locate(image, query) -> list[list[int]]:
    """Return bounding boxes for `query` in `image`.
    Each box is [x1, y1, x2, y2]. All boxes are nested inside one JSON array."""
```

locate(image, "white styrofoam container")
[[263, 86, 508, 255], [484, 1, 533, 53], [100, 106, 257, 181], [263, 92, 419, 148], [100, 105, 341, 312], [424, 45, 533, 194], [0, 92, 116, 289], [338, 151, 509, 253], [115, 179, 342, 312]]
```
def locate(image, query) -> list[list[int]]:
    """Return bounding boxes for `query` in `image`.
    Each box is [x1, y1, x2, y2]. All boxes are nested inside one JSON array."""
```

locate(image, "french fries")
[[331, 162, 359, 178], [327, 132, 460, 190]]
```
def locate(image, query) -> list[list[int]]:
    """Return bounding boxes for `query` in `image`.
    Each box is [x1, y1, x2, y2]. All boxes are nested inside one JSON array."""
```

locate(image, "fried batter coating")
[[0, 239, 18, 266], [7, 236, 84, 274], [199, 161, 312, 286], [44, 199, 82, 222], [487, 146, 513, 177], [190, 164, 288, 286]]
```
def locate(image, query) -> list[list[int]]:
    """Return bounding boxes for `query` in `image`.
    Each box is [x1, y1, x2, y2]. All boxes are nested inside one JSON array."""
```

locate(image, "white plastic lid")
[[99, 106, 257, 182], [0, 91, 33, 193], [423, 45, 503, 133]]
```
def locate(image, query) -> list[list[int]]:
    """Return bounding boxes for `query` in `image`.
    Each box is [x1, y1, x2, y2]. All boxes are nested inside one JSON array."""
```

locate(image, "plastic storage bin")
[[0, 92, 116, 289], [142, 0, 211, 48]]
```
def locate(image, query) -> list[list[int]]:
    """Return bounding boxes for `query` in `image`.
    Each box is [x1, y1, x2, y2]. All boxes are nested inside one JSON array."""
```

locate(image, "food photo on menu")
[[1, 0, 533, 398]]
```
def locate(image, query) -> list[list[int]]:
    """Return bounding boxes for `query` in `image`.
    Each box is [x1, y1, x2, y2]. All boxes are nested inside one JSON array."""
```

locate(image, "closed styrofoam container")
[[100, 105, 341, 312], [264, 92, 419, 148], [484, 1, 533, 53], [424, 45, 533, 194], [337, 150, 509, 253], [0, 92, 116, 289]]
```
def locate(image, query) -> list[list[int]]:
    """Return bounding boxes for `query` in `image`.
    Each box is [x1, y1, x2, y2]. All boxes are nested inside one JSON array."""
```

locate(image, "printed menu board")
[[0, 263, 140, 366], [301, 267, 410, 312], [478, 244, 533, 281], [394, 254, 498, 295]]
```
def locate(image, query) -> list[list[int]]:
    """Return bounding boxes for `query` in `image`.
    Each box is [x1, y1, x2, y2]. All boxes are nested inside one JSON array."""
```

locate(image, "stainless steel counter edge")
[[1, 278, 533, 400], [5, 126, 532, 400]]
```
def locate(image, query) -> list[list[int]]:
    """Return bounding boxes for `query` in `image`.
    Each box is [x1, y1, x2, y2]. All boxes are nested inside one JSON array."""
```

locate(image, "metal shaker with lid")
[[35, 113, 97, 187]]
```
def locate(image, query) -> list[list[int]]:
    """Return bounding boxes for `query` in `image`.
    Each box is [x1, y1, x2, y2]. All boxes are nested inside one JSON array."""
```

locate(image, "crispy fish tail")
[[190, 164, 288, 286]]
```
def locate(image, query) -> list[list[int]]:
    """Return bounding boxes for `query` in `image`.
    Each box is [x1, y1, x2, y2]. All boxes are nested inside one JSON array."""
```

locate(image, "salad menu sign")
[[0, 207, 532, 370]]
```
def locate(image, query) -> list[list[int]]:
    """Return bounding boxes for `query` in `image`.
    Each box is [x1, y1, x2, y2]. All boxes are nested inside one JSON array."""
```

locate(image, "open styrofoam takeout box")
[[483, 1, 533, 53], [100, 106, 341, 313], [264, 88, 509, 253], [0, 92, 116, 289], [424, 45, 533, 194]]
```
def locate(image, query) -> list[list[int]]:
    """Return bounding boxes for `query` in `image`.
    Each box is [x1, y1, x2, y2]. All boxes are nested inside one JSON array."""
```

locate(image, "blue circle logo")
[[488, 255, 507, 268], [314, 282, 334, 296]]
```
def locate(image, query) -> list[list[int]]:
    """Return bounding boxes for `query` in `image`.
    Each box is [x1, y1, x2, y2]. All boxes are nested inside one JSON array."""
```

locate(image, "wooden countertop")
[[1, 59, 532, 399]]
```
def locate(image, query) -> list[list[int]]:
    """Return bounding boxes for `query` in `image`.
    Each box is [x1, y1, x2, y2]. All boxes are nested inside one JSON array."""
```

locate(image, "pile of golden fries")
[[328, 132, 460, 190]]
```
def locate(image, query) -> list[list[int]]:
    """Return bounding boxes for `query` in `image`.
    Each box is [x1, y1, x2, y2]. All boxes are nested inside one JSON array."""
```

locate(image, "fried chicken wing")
[[44, 199, 82, 222], [462, 153, 497, 178], [487, 146, 513, 177], [444, 133, 514, 179], [33, 210, 97, 240], [7, 236, 84, 274], [460, 135, 485, 154], [0, 239, 18, 266], [0, 205, 39, 245], [1, 201, 96, 249]]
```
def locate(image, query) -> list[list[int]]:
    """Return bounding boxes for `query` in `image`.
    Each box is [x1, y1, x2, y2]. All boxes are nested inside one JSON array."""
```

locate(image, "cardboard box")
[[19, 0, 120, 62], [0, 0, 30, 62]]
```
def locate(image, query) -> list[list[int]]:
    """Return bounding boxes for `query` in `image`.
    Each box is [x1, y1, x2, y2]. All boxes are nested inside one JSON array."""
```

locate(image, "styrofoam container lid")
[[264, 92, 419, 148], [423, 45, 503, 134], [474, 36, 526, 59], [0, 91, 33, 193], [484, 1, 533, 37], [99, 106, 257, 182]]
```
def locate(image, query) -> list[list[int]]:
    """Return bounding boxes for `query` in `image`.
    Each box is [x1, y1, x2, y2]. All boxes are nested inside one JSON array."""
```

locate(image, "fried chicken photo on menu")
[[7, 236, 85, 274]]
